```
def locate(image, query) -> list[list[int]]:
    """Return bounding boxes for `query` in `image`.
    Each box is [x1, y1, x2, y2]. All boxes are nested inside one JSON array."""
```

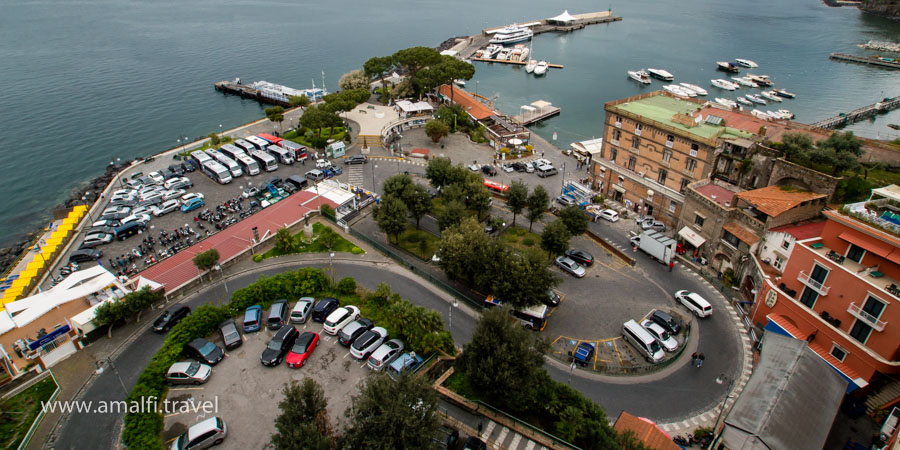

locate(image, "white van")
[[622, 319, 665, 363], [536, 165, 558, 178], [674, 290, 713, 318], [266, 145, 294, 165]]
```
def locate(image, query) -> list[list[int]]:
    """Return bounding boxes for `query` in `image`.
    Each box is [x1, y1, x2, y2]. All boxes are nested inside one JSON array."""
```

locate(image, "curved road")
[[55, 256, 740, 448]]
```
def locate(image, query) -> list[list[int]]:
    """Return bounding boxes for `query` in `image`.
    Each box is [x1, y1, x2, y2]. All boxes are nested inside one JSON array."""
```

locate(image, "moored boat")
[[489, 24, 534, 44], [454, 79, 466, 87], [533, 60, 548, 76], [711, 79, 738, 90], [731, 76, 757, 88], [525, 59, 537, 73], [680, 83, 708, 96], [647, 68, 675, 81], [735, 58, 758, 68], [760, 91, 782, 102], [715, 98, 738, 108], [736, 97, 754, 106], [773, 88, 796, 99], [628, 70, 652, 84], [746, 94, 766, 105], [663, 85, 692, 97], [483, 44, 502, 58], [716, 61, 741, 72], [497, 48, 513, 61], [746, 74, 773, 86], [751, 109, 771, 120]]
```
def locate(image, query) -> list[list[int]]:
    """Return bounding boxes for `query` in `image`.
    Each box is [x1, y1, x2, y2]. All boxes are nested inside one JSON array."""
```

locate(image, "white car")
[[350, 327, 388, 360], [597, 209, 619, 222], [164, 177, 193, 190], [640, 319, 678, 352], [674, 290, 713, 318], [120, 213, 151, 226], [533, 158, 552, 167], [102, 205, 131, 216], [139, 185, 165, 199], [502, 164, 515, 173], [467, 163, 480, 172], [525, 162, 535, 173], [111, 190, 136, 201], [130, 206, 154, 217], [162, 189, 186, 202], [152, 199, 180, 217], [315, 159, 330, 169], [181, 192, 204, 203], [148, 172, 165, 185], [322, 306, 360, 335], [242, 186, 259, 199]]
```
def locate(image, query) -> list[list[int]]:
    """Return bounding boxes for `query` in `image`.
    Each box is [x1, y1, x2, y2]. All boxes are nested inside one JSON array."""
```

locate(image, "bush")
[[351, 246, 364, 255], [308, 136, 329, 149], [253, 254, 263, 262], [320, 204, 335, 218], [523, 238, 535, 246], [337, 277, 357, 295], [405, 233, 421, 243]]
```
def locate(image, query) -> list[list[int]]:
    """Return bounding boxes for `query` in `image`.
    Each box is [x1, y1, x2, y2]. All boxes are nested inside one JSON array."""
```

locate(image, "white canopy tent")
[[869, 185, 900, 203], [548, 10, 577, 24]]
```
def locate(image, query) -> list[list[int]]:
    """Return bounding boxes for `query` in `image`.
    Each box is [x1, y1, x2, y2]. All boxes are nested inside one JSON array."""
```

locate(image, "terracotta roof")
[[736, 186, 826, 218], [696, 106, 831, 143], [613, 411, 680, 450], [694, 183, 739, 208], [769, 220, 826, 240], [438, 85, 496, 120], [723, 222, 761, 245]]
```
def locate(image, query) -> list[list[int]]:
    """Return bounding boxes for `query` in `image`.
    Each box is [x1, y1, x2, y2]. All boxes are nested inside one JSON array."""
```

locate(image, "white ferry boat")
[[628, 70, 652, 84], [489, 25, 534, 44], [647, 68, 675, 81]]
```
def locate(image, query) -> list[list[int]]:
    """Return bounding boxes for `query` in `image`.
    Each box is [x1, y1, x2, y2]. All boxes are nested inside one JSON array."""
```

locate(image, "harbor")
[[811, 97, 900, 129], [471, 57, 564, 69], [830, 52, 900, 69], [214, 78, 327, 106]]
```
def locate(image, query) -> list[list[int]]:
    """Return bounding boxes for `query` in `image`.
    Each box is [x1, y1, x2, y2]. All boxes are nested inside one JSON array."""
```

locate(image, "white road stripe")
[[481, 421, 496, 441], [493, 427, 510, 449], [524, 440, 536, 450], [508, 433, 522, 449]]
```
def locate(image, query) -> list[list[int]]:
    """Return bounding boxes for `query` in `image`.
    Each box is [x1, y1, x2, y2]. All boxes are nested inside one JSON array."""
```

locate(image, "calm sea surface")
[[0, 0, 898, 246]]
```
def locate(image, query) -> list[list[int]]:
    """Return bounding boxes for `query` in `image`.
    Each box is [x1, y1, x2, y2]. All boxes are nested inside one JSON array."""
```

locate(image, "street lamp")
[[329, 250, 335, 285], [448, 299, 458, 330], [372, 164, 378, 191], [713, 374, 737, 439], [215, 264, 228, 297]]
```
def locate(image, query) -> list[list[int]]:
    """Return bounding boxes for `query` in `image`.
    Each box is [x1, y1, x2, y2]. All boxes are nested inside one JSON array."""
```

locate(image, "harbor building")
[[437, 85, 530, 151]]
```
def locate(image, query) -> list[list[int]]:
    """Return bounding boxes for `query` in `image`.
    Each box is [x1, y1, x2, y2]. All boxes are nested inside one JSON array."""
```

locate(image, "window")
[[722, 230, 740, 247], [609, 147, 618, 163], [849, 320, 872, 344], [618, 176, 625, 186], [668, 202, 677, 213], [635, 123, 643, 136], [631, 137, 640, 150], [615, 116, 622, 128], [694, 215, 705, 227], [685, 158, 696, 173], [690, 143, 699, 157], [680, 179, 691, 193], [847, 244, 865, 263], [781, 239, 790, 250], [862, 295, 886, 320], [830, 345, 847, 362], [799, 286, 818, 308], [666, 134, 674, 148], [662, 150, 672, 163], [774, 255, 785, 270], [657, 169, 667, 185], [612, 129, 621, 143], [627, 157, 636, 171]]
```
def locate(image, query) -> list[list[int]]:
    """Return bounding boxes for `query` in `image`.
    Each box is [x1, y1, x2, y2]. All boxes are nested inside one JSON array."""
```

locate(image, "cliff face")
[[860, 0, 900, 19]]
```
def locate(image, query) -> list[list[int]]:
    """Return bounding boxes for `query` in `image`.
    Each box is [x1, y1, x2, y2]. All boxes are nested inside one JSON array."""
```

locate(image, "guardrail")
[[16, 371, 60, 450]]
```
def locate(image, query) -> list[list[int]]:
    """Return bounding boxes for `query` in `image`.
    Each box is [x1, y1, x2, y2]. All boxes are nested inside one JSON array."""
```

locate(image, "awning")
[[723, 222, 760, 245], [838, 231, 892, 258], [678, 227, 706, 247], [611, 184, 626, 193]]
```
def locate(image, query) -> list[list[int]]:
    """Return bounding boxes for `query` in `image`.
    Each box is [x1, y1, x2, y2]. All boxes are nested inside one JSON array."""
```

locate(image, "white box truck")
[[630, 231, 676, 264]]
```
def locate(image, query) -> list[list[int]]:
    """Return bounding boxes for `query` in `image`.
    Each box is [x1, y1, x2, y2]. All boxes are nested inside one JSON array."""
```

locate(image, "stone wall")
[[768, 158, 840, 200]]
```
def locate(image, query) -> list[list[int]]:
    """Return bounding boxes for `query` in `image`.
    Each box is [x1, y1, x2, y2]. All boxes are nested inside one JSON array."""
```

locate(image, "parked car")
[[184, 338, 224, 365], [91, 219, 121, 229], [555, 195, 577, 207], [387, 352, 424, 380], [323, 166, 342, 177], [162, 189, 186, 202], [181, 192, 204, 203], [573, 342, 596, 367], [266, 299, 290, 330], [650, 309, 681, 335], [87, 225, 117, 237], [120, 213, 151, 226], [98, 211, 130, 222], [286, 331, 319, 368], [243, 305, 262, 333], [148, 172, 165, 185], [467, 163, 480, 172], [261, 325, 299, 366], [152, 199, 180, 217], [180, 161, 195, 173], [241, 186, 259, 199], [284, 175, 309, 191], [555, 256, 586, 278], [512, 162, 527, 172], [181, 197, 205, 213], [639, 217, 666, 231], [170, 417, 226, 450], [464, 437, 487, 450], [337, 318, 374, 347], [344, 155, 368, 165], [367, 339, 404, 371], [674, 290, 713, 318], [69, 248, 102, 264], [311, 298, 340, 323], [481, 165, 497, 176], [218, 319, 243, 350], [596, 209, 619, 222], [166, 361, 212, 385], [82, 233, 114, 248], [524, 162, 535, 173], [263, 176, 283, 189], [641, 319, 678, 352], [564, 249, 594, 266], [290, 297, 315, 324], [130, 206, 154, 217], [164, 176, 193, 190], [350, 326, 388, 360], [323, 306, 360, 335], [160, 168, 177, 180], [502, 163, 515, 173], [168, 164, 185, 176], [102, 205, 131, 217], [305, 169, 325, 181], [544, 289, 561, 307]]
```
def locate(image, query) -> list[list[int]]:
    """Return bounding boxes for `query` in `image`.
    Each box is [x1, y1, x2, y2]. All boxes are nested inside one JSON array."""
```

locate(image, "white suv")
[[322, 306, 360, 335]]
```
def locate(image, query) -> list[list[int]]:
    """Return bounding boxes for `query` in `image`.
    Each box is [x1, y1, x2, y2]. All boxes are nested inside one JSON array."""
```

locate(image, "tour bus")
[[220, 144, 260, 176], [266, 145, 294, 165], [483, 179, 509, 196], [190, 150, 213, 170], [206, 149, 243, 178], [245, 135, 270, 150], [201, 159, 233, 184], [278, 140, 308, 163], [512, 304, 548, 331], [233, 139, 256, 153], [257, 133, 283, 146], [250, 149, 278, 172], [218, 144, 244, 160]]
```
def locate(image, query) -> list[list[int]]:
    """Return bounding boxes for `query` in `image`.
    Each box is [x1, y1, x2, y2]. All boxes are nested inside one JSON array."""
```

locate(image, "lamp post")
[[215, 264, 228, 296], [372, 164, 378, 191], [448, 299, 458, 331], [329, 250, 335, 285], [81, 194, 94, 224], [713, 374, 737, 441]]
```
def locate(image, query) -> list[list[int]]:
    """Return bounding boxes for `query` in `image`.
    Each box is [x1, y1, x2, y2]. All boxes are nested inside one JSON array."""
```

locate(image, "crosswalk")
[[479, 420, 547, 450], [348, 164, 365, 188]]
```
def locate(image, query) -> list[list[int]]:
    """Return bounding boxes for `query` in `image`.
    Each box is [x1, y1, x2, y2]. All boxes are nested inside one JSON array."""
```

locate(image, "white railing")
[[798, 271, 830, 295], [635, 127, 642, 136], [666, 140, 673, 148], [847, 302, 887, 332], [610, 139, 619, 146]]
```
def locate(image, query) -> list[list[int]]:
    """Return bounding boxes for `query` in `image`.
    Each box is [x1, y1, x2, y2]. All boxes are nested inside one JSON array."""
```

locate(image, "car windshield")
[[199, 342, 217, 355], [267, 338, 283, 351], [223, 328, 239, 341], [659, 329, 671, 340], [650, 341, 662, 353], [292, 336, 312, 353], [185, 362, 200, 376]]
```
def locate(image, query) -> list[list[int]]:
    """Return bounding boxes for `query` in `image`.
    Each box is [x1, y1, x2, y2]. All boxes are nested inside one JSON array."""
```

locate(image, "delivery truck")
[[630, 231, 676, 265]]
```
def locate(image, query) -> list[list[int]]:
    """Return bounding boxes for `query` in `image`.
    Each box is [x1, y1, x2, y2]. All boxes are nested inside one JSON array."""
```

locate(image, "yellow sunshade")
[[19, 269, 38, 278], [41, 245, 58, 256], [57, 223, 74, 233], [26, 260, 44, 271], [47, 235, 65, 245], [10, 278, 30, 289], [63, 217, 79, 225], [72, 205, 87, 214]]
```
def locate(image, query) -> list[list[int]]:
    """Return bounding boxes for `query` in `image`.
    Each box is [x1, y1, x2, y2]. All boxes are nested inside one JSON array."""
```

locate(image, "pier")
[[811, 97, 900, 129], [512, 100, 560, 125], [214, 80, 289, 106], [830, 53, 900, 70], [471, 58, 564, 69]]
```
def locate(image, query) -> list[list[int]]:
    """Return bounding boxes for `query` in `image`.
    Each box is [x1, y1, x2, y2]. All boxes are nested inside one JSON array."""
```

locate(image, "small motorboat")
[[775, 109, 795, 119], [533, 60, 548, 76], [497, 48, 514, 61], [731, 76, 757, 88], [525, 59, 537, 73], [751, 109, 772, 120], [454, 79, 466, 87], [680, 83, 708, 96], [663, 85, 691, 97], [715, 98, 738, 108], [483, 44, 501, 58], [717, 61, 741, 72], [760, 91, 782, 102], [647, 68, 675, 81], [746, 94, 767, 105], [711, 79, 737, 90], [773, 88, 796, 99], [736, 97, 754, 106], [746, 74, 773, 86], [628, 70, 652, 84], [735, 58, 758, 68]]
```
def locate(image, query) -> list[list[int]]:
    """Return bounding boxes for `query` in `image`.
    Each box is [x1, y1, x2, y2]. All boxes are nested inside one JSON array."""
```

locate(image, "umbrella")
[[19, 269, 38, 278], [46, 237, 64, 246], [11, 278, 30, 289], [63, 217, 79, 225], [509, 138, 523, 146], [58, 223, 74, 233], [26, 260, 43, 271], [72, 205, 88, 214], [41, 245, 58, 256]]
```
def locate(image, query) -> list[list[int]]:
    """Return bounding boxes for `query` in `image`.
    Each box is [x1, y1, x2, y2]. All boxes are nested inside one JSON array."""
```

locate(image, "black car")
[[512, 162, 527, 172], [218, 319, 243, 350], [544, 289, 561, 307], [180, 161, 195, 173], [107, 199, 137, 208], [184, 338, 225, 365], [481, 165, 497, 176], [337, 318, 374, 346], [160, 168, 177, 180], [153, 306, 191, 332], [311, 298, 340, 323], [98, 212, 130, 222], [284, 175, 309, 191], [564, 249, 594, 266], [282, 182, 297, 194], [650, 310, 681, 335], [69, 248, 102, 264], [261, 325, 299, 366], [168, 164, 185, 176], [464, 437, 487, 450], [264, 176, 283, 189], [344, 155, 368, 165], [87, 225, 118, 236]]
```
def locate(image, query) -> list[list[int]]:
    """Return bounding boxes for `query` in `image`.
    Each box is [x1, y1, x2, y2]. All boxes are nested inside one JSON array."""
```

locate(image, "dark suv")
[[153, 306, 190, 332], [481, 165, 497, 176], [184, 338, 224, 365], [337, 318, 374, 346], [267, 299, 290, 330], [261, 325, 299, 366], [650, 309, 681, 335], [311, 298, 340, 323]]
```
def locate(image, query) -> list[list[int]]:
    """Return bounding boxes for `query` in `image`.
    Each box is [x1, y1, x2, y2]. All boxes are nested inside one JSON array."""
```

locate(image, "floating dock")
[[471, 58, 564, 69], [214, 80, 288, 106], [811, 97, 900, 129], [830, 53, 900, 70], [512, 100, 560, 125]]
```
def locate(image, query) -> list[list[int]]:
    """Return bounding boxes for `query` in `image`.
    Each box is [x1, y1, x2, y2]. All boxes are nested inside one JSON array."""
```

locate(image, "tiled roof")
[[613, 412, 681, 450], [438, 85, 496, 120], [723, 222, 761, 245], [736, 186, 826, 217], [769, 220, 826, 240], [695, 183, 738, 208]]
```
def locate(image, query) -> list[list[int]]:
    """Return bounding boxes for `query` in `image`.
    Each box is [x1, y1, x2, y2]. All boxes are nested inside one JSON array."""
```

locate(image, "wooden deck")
[[472, 58, 564, 69], [512, 106, 561, 125]]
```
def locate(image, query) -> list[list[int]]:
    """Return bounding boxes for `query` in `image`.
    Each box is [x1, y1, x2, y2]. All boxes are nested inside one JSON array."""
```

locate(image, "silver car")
[[121, 213, 151, 226], [166, 361, 212, 385], [290, 297, 314, 323], [162, 189, 186, 202], [102, 205, 131, 216], [525, 162, 535, 173], [367, 339, 404, 371], [555, 256, 586, 278], [152, 199, 180, 217], [350, 326, 388, 360], [170, 417, 227, 450], [82, 233, 113, 247]]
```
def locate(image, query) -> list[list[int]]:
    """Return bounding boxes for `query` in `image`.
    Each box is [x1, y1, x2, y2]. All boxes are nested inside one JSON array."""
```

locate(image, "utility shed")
[[719, 332, 844, 450]]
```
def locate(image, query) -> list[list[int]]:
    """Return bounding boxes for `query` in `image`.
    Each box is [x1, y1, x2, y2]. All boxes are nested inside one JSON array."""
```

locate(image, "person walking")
[[697, 352, 705, 368], [669, 261, 674, 272], [691, 352, 697, 366]]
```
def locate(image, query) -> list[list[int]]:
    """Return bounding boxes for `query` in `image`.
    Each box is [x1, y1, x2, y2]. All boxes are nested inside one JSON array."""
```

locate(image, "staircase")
[[358, 134, 383, 148], [866, 379, 900, 414]]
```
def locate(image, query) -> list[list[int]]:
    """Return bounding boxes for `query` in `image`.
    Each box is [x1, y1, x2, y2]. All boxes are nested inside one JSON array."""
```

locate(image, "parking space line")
[[612, 339, 624, 366]]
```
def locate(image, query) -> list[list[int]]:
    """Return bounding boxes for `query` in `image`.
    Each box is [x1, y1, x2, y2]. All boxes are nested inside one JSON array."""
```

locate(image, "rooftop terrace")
[[611, 92, 752, 141]]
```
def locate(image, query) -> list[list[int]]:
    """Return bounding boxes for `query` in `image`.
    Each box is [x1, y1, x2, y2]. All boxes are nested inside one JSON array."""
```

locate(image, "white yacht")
[[711, 79, 737, 91], [760, 91, 782, 102], [715, 98, 738, 108], [489, 25, 534, 44], [736, 97, 754, 106], [746, 94, 767, 105], [735, 58, 759, 68], [751, 109, 771, 120], [746, 74, 773, 86], [679, 83, 708, 96], [663, 85, 690, 97], [454, 79, 466, 87], [525, 59, 538, 73], [483, 44, 502, 59], [647, 68, 675, 81], [628, 70, 652, 84], [533, 60, 548, 76], [496, 48, 513, 61], [730, 76, 756, 88], [773, 88, 796, 99]]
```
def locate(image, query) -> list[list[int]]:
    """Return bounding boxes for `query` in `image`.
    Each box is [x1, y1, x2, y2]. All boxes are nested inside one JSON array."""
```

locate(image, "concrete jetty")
[[830, 52, 900, 70], [811, 97, 900, 129]]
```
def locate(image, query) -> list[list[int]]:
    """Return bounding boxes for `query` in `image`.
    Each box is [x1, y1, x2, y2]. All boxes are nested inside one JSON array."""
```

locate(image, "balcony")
[[610, 139, 619, 146], [798, 270, 830, 296], [666, 140, 673, 148], [847, 302, 887, 331], [807, 241, 900, 300]]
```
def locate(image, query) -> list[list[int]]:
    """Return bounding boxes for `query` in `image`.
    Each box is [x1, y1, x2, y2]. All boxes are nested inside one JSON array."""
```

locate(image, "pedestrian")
[[541, 152, 544, 158], [691, 352, 697, 366], [669, 261, 674, 272], [697, 353, 705, 368]]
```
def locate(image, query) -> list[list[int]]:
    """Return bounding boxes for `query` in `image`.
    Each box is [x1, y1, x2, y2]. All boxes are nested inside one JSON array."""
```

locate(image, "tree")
[[434, 104, 468, 132], [541, 219, 571, 258], [265, 106, 285, 125], [342, 373, 441, 449], [375, 196, 408, 244], [779, 132, 814, 164], [192, 249, 220, 280], [317, 226, 340, 251], [207, 132, 220, 146], [419, 55, 475, 102], [438, 217, 492, 285], [93, 287, 163, 337], [392, 46, 441, 94], [364, 56, 394, 103], [300, 106, 326, 136], [338, 69, 369, 91], [289, 95, 310, 108], [271, 378, 335, 450], [438, 200, 465, 231], [383, 173, 414, 200], [506, 181, 529, 227], [404, 184, 432, 229], [425, 120, 450, 143], [526, 185, 550, 231], [94, 299, 126, 338], [456, 307, 548, 411], [425, 158, 453, 190], [465, 180, 492, 220], [815, 131, 864, 175], [274, 227, 294, 254], [559, 206, 589, 236], [491, 249, 557, 310]]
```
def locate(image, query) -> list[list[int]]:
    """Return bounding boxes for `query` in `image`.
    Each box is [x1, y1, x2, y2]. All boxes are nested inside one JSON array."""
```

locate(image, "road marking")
[[493, 427, 510, 448], [344, 352, 351, 359], [508, 433, 522, 449], [524, 440, 536, 450], [481, 421, 496, 440], [612, 339, 624, 366]]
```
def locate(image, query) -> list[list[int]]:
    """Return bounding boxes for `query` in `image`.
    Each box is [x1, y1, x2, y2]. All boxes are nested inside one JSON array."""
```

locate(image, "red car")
[[286, 331, 319, 368]]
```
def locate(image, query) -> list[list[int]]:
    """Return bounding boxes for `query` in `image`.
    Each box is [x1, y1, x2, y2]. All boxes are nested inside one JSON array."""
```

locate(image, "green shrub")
[[252, 254, 263, 263], [523, 238, 535, 246], [320, 204, 335, 218], [351, 246, 364, 255], [405, 233, 421, 243], [337, 277, 357, 295]]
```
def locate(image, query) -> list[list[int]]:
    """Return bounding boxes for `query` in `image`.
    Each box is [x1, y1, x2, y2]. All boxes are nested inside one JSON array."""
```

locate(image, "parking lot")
[[161, 315, 373, 447]]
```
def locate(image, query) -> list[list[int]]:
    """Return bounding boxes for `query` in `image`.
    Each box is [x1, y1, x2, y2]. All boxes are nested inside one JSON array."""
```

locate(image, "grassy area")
[[395, 225, 440, 260], [283, 128, 345, 149], [501, 226, 546, 258], [256, 223, 364, 261], [861, 167, 900, 188], [178, 136, 234, 157], [0, 376, 58, 449], [443, 370, 482, 402]]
